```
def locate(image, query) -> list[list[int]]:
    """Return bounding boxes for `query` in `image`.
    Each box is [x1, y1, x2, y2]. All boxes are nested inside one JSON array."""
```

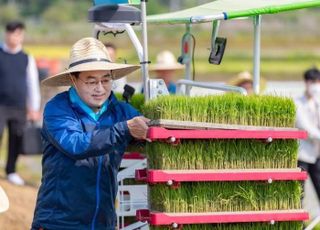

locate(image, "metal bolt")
[[170, 136, 176, 143], [172, 223, 178, 228], [266, 137, 273, 143]]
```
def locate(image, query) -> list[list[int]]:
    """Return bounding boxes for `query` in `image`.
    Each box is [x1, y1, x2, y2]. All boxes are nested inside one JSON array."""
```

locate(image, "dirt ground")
[[0, 178, 38, 230]]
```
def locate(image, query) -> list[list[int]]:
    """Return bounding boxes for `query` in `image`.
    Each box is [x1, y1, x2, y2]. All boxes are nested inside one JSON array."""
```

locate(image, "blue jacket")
[[32, 90, 140, 230]]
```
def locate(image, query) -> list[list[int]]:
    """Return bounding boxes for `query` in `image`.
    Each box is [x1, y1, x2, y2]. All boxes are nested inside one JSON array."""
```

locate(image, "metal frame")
[[117, 158, 148, 229], [253, 15, 262, 94], [147, 127, 308, 142], [172, 14, 263, 95], [176, 79, 247, 95], [137, 209, 309, 227], [136, 168, 308, 184]]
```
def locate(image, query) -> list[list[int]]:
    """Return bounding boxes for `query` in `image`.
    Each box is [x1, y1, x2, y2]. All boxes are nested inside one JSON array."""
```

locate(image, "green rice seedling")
[[143, 94, 296, 127], [114, 92, 145, 112], [129, 93, 145, 112], [149, 221, 303, 230], [143, 94, 302, 230], [146, 139, 298, 170], [149, 181, 301, 213]]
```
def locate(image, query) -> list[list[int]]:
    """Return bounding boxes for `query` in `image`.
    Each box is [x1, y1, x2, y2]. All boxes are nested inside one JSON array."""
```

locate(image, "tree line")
[[0, 0, 215, 25]]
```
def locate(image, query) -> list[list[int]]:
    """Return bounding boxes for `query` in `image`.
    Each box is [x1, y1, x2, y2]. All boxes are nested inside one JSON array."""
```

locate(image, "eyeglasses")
[[77, 76, 112, 89]]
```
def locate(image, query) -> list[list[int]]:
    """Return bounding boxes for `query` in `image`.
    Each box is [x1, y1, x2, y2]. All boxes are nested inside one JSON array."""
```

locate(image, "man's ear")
[[69, 73, 78, 88]]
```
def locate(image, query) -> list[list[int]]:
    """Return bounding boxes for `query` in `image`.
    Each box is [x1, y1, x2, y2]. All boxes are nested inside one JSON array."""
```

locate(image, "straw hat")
[[42, 37, 140, 87], [228, 71, 266, 92], [149, 50, 184, 71]]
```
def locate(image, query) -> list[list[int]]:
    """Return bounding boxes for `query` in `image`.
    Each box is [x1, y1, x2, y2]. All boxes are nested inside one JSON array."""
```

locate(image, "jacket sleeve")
[[43, 104, 133, 160]]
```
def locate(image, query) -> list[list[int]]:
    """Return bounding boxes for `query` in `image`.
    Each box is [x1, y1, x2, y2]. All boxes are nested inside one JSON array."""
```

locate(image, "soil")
[[0, 178, 38, 230]]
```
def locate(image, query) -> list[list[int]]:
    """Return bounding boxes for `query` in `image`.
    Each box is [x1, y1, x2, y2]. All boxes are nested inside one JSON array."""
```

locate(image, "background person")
[[0, 21, 41, 186], [149, 50, 184, 94], [31, 37, 149, 230], [295, 67, 320, 201], [104, 42, 127, 93], [227, 71, 266, 95]]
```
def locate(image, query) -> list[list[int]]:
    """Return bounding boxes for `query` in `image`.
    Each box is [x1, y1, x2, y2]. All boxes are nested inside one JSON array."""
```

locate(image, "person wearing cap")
[[31, 37, 149, 230], [0, 21, 41, 186], [227, 71, 266, 95], [295, 67, 320, 201], [149, 50, 184, 94]]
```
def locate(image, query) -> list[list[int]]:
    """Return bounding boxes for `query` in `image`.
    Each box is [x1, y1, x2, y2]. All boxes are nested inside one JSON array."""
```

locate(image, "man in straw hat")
[[149, 50, 184, 94], [227, 71, 266, 95], [31, 37, 149, 230]]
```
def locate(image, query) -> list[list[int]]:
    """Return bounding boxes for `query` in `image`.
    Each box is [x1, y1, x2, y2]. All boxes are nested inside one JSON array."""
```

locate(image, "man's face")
[[74, 70, 113, 112], [306, 79, 320, 98], [155, 69, 175, 84], [238, 80, 253, 95], [5, 28, 25, 49]]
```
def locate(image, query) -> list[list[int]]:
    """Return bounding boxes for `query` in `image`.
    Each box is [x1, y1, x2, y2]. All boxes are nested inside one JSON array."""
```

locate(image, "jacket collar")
[[69, 87, 112, 121]]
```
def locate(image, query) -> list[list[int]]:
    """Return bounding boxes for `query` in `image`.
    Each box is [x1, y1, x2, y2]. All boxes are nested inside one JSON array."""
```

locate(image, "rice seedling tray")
[[136, 209, 309, 227], [148, 119, 300, 131], [135, 168, 307, 185], [147, 127, 307, 143]]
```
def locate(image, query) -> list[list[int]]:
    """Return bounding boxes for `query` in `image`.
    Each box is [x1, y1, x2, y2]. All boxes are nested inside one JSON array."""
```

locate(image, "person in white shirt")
[[0, 21, 41, 186], [295, 67, 320, 200]]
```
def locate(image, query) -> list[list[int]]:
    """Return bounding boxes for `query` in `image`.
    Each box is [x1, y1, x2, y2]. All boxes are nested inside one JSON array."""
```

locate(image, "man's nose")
[[94, 81, 104, 90]]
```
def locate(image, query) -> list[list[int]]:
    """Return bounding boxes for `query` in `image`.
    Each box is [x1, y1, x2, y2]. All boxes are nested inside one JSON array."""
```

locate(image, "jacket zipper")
[[91, 156, 103, 230]]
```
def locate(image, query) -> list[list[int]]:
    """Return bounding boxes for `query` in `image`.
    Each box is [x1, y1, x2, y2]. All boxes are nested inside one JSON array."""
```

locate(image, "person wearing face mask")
[[295, 67, 320, 200]]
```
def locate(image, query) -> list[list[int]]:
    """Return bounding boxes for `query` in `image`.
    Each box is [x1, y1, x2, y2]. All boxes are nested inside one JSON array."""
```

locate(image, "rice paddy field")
[[142, 94, 304, 230]]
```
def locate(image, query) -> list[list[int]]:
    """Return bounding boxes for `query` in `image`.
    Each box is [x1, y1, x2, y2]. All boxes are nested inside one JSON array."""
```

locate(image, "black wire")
[[103, 30, 125, 37]]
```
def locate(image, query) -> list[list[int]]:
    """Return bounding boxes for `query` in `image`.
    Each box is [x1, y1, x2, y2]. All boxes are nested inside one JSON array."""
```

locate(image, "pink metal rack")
[[135, 168, 307, 185], [147, 127, 307, 143], [136, 209, 309, 226], [138, 127, 309, 228]]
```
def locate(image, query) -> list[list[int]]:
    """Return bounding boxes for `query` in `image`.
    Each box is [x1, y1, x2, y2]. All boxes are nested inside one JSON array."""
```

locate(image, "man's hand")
[[27, 110, 41, 121], [127, 116, 150, 140]]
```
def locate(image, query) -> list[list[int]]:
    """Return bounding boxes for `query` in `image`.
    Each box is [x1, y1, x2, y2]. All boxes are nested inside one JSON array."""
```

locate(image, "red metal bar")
[[147, 127, 307, 141], [135, 169, 307, 184], [136, 210, 309, 226], [123, 152, 145, 160]]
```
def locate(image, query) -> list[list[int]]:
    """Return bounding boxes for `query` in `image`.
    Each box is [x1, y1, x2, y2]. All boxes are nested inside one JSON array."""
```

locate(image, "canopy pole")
[[141, 0, 150, 101], [253, 15, 261, 94], [185, 23, 192, 96]]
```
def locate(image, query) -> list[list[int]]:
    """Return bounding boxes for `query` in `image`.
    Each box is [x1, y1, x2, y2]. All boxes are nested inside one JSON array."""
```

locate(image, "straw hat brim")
[[228, 75, 267, 92], [42, 61, 140, 87], [149, 63, 184, 71]]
